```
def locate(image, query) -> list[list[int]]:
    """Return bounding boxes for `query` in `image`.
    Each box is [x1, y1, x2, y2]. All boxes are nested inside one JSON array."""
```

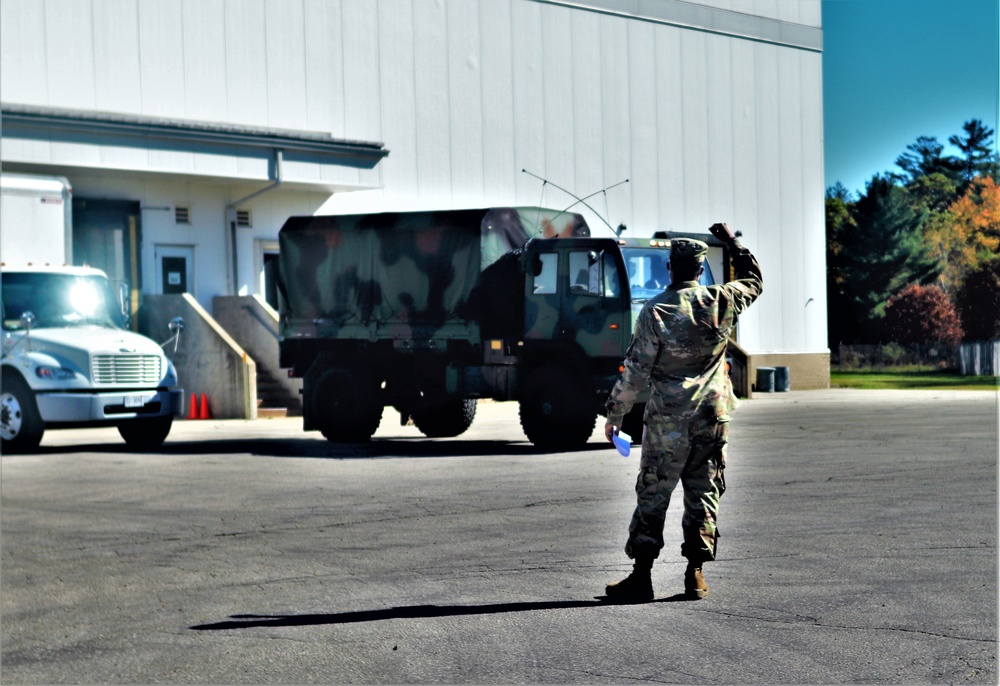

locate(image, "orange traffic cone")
[[187, 393, 199, 420], [199, 393, 211, 420]]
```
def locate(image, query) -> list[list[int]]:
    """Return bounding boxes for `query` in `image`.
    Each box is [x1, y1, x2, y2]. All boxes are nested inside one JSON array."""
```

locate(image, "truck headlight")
[[35, 366, 77, 380]]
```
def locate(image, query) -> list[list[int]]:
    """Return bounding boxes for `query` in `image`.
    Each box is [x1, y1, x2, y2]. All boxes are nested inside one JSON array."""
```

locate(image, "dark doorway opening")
[[263, 252, 280, 310], [72, 198, 141, 324]]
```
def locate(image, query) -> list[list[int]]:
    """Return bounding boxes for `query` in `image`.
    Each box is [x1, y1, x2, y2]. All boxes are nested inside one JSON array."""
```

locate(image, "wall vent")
[[236, 210, 252, 227], [175, 206, 191, 224]]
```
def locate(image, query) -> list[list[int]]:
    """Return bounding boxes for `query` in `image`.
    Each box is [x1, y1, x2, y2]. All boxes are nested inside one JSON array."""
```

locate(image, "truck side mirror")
[[19, 311, 35, 351], [117, 283, 132, 328], [118, 283, 129, 313], [162, 316, 184, 353], [588, 251, 600, 265], [530, 254, 543, 277]]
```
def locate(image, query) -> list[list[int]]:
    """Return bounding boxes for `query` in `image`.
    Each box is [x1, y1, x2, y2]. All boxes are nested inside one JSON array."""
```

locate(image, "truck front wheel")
[[0, 372, 44, 453], [313, 366, 383, 442], [412, 398, 477, 438], [118, 415, 173, 451], [518, 366, 596, 450]]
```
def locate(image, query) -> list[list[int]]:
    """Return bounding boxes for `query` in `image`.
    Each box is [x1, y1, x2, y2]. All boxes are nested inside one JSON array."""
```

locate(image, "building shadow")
[[190, 594, 695, 631]]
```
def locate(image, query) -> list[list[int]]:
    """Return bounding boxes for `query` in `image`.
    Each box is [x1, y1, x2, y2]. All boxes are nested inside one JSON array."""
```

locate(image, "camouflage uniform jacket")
[[606, 239, 763, 425]]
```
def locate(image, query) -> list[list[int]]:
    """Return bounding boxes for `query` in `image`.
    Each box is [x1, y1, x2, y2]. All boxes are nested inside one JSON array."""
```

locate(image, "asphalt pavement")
[[1, 388, 997, 684]]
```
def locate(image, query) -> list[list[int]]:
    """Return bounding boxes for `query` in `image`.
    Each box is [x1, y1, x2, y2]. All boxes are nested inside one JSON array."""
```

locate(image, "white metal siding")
[[0, 1, 48, 104], [138, 0, 185, 118], [1, 0, 827, 355], [342, 2, 382, 143], [224, 0, 269, 127], [303, 0, 345, 137], [512, 1, 546, 204], [481, 0, 518, 204], [264, 0, 308, 131]]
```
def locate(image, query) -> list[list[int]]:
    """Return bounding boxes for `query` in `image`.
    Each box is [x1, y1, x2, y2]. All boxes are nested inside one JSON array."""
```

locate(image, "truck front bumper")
[[36, 389, 184, 423]]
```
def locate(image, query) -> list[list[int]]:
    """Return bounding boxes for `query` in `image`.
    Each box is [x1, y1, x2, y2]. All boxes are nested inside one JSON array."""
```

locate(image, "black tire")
[[0, 372, 44, 453], [518, 365, 596, 450], [620, 402, 645, 444], [412, 398, 477, 438], [312, 366, 383, 442], [118, 415, 173, 450]]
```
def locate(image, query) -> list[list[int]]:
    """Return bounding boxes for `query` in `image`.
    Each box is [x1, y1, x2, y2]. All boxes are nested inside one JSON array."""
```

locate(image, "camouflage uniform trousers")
[[625, 414, 728, 563]]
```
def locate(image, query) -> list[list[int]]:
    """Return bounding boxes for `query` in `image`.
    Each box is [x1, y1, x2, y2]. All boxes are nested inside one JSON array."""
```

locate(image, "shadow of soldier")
[[190, 594, 696, 631]]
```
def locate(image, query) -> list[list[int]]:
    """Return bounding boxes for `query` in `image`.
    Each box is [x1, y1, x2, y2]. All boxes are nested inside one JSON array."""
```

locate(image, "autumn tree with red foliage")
[[882, 283, 964, 345]]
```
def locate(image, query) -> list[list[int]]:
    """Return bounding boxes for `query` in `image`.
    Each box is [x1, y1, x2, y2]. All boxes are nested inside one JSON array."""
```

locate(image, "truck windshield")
[[1, 273, 125, 331], [621, 248, 715, 302]]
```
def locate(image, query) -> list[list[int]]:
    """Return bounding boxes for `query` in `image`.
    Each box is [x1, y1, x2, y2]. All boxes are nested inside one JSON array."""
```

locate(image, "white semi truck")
[[1, 173, 183, 453]]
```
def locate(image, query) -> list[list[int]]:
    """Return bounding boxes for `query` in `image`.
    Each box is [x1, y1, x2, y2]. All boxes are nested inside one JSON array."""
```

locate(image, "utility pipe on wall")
[[226, 148, 283, 295]]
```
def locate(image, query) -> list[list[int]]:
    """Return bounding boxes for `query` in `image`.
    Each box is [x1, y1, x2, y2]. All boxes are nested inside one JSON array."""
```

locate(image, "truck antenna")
[[521, 170, 628, 235]]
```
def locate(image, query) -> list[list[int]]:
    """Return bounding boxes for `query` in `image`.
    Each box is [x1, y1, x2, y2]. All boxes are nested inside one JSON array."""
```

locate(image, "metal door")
[[154, 245, 195, 295]]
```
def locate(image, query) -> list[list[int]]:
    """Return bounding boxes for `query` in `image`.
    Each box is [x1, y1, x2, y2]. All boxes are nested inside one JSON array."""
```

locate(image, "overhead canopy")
[[0, 103, 388, 190]]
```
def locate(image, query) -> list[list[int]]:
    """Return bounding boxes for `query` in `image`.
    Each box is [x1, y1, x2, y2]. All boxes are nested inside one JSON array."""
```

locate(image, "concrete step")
[[255, 368, 302, 415], [256, 407, 288, 419]]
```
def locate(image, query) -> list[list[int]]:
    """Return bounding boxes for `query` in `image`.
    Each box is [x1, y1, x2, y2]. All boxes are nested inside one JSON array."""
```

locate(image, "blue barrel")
[[774, 366, 790, 392], [755, 367, 775, 393]]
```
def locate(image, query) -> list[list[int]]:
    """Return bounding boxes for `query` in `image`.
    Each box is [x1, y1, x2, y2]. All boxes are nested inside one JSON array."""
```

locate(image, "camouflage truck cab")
[[277, 207, 708, 449]]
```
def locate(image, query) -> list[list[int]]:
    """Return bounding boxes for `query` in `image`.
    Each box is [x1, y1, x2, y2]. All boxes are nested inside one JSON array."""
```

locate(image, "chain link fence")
[[834, 343, 958, 372], [835, 341, 999, 375]]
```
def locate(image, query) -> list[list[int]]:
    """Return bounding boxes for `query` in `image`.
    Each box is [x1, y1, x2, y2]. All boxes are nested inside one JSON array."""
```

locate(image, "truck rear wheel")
[[518, 365, 596, 450], [412, 398, 477, 438], [0, 372, 44, 453], [118, 415, 173, 450], [313, 366, 383, 442]]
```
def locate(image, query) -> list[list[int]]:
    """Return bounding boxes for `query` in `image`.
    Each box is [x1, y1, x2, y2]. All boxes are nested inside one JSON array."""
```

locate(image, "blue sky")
[[822, 0, 1000, 197]]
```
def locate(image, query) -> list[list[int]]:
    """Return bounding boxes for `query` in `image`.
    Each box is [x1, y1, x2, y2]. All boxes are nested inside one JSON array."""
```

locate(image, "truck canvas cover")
[[278, 207, 588, 341]]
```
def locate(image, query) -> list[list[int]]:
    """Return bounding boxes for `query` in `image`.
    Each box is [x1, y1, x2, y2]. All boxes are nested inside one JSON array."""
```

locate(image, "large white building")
[[1, 0, 829, 388]]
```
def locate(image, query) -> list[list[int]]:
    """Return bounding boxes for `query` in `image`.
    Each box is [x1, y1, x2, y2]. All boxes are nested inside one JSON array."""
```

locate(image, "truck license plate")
[[124, 395, 145, 408]]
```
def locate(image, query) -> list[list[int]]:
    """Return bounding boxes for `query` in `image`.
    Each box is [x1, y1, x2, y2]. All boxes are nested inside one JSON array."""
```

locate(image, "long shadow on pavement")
[[190, 595, 694, 630], [33, 438, 608, 459]]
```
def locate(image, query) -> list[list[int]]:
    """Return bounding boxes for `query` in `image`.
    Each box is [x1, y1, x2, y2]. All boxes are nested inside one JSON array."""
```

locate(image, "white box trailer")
[[0, 173, 73, 265], [1, 173, 184, 453]]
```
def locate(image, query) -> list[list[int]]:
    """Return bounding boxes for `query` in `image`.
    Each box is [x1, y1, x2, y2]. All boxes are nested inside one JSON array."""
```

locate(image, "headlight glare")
[[36, 366, 76, 380]]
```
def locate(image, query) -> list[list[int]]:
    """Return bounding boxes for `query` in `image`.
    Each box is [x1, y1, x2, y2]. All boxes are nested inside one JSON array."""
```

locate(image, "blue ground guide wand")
[[612, 429, 632, 457]]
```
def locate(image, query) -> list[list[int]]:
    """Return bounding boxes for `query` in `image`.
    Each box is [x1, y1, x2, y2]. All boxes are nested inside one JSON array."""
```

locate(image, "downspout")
[[227, 148, 284, 295]]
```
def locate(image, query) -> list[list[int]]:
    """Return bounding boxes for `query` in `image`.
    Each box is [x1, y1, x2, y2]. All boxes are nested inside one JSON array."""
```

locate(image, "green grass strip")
[[831, 371, 999, 391]]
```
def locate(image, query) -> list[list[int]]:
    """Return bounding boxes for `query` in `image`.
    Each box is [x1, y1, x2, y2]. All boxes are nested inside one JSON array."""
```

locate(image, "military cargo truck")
[[277, 207, 715, 449]]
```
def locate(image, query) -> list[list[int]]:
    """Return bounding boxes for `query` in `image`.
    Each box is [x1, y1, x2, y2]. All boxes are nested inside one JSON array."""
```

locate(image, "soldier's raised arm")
[[709, 222, 762, 315]]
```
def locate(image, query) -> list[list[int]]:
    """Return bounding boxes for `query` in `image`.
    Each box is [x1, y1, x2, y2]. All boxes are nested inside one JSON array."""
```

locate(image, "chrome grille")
[[92, 355, 162, 384]]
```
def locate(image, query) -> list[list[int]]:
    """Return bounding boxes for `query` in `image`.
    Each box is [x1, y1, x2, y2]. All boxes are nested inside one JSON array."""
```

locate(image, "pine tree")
[[894, 136, 960, 184], [949, 119, 999, 184], [835, 176, 940, 340]]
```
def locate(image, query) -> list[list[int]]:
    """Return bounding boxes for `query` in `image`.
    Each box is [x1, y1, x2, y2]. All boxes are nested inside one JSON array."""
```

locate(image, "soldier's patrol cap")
[[669, 238, 709, 264]]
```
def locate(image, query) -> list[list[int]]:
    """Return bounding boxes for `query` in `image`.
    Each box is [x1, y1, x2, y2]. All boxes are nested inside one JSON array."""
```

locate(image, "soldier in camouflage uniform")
[[603, 222, 763, 602]]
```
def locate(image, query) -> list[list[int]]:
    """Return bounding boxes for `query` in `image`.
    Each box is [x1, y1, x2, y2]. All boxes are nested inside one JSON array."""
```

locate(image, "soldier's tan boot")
[[605, 557, 654, 603], [684, 562, 709, 599]]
